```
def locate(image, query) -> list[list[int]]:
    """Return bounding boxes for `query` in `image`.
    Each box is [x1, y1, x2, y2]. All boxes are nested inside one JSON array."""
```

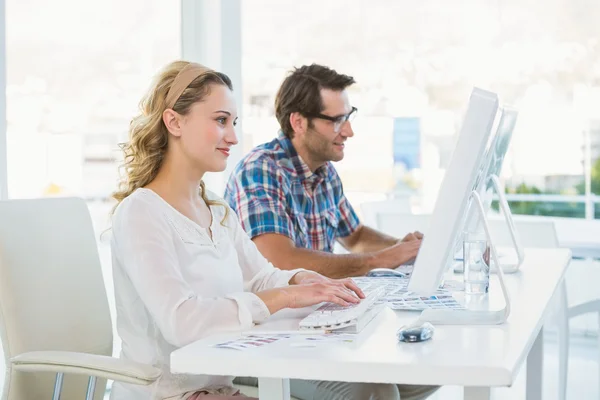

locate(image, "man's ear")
[[163, 109, 183, 137], [289, 112, 307, 137]]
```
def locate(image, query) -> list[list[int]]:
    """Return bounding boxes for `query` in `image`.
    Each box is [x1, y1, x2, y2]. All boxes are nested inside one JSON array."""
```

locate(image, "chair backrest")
[[360, 198, 412, 229], [0, 197, 112, 399], [367, 209, 559, 249], [370, 212, 431, 238], [487, 217, 559, 248]]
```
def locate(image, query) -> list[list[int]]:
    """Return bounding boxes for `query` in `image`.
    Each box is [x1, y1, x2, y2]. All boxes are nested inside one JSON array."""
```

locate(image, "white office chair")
[[360, 198, 413, 230], [545, 217, 600, 399], [362, 209, 430, 238], [488, 219, 569, 400], [0, 197, 161, 399], [567, 297, 600, 397]]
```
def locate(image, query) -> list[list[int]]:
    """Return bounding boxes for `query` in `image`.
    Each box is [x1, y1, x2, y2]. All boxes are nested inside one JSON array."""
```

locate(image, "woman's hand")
[[257, 272, 365, 314], [282, 279, 363, 309], [289, 270, 329, 285], [288, 271, 365, 304], [290, 271, 364, 298]]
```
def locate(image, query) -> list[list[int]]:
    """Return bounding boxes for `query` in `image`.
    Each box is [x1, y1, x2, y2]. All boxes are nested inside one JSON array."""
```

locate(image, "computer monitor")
[[477, 107, 518, 211], [462, 107, 518, 230], [407, 87, 499, 295], [457, 107, 523, 271]]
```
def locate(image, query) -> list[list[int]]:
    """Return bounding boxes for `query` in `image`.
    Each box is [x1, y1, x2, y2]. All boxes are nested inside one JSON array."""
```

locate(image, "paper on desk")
[[214, 334, 291, 350], [293, 333, 358, 344], [382, 292, 465, 311], [352, 276, 466, 311], [213, 332, 359, 351]]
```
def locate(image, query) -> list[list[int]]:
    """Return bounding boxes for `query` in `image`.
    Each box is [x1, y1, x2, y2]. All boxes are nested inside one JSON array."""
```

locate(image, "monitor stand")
[[489, 174, 525, 274], [418, 190, 511, 325]]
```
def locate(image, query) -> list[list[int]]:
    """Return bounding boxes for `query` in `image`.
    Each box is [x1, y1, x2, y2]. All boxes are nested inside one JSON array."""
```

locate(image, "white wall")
[[0, 0, 7, 201]]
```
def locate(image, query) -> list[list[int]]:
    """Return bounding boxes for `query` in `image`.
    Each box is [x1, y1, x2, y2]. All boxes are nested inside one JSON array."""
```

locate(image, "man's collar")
[[277, 131, 329, 181]]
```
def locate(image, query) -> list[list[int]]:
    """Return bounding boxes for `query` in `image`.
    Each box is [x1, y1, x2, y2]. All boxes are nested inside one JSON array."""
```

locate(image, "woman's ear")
[[163, 109, 183, 137]]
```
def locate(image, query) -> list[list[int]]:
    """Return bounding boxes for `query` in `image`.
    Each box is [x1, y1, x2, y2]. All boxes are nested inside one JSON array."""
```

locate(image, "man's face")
[[303, 89, 355, 164]]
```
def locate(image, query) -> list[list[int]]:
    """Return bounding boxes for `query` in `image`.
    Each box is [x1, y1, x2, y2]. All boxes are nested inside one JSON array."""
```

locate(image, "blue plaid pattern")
[[224, 131, 360, 252]]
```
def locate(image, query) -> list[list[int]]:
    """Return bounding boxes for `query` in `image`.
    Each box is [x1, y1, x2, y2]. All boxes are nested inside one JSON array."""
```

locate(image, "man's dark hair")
[[275, 64, 355, 138]]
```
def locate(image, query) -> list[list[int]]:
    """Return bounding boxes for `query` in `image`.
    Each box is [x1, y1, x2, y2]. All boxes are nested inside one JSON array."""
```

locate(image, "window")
[[242, 0, 600, 218], [4, 0, 181, 367], [6, 0, 180, 201]]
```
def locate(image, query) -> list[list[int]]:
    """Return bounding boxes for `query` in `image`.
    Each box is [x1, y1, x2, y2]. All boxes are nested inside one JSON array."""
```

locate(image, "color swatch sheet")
[[213, 333, 358, 351], [353, 276, 466, 311]]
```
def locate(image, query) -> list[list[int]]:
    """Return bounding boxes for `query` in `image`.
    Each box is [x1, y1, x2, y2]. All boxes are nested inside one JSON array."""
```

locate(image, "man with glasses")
[[225, 64, 424, 280], [225, 63, 436, 400]]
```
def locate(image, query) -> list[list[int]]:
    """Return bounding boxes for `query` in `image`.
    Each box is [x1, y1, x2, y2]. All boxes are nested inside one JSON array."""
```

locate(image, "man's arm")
[[253, 233, 421, 279], [338, 224, 397, 253], [338, 225, 424, 254]]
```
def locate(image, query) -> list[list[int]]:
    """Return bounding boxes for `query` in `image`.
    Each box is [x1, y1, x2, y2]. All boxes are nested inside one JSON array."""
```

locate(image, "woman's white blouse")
[[109, 188, 301, 400]]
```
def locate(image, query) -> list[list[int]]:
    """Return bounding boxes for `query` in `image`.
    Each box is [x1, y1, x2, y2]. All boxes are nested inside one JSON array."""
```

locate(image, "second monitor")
[[407, 87, 513, 325]]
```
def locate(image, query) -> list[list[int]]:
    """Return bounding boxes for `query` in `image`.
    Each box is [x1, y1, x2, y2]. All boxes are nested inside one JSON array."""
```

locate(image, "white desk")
[[561, 241, 600, 259], [171, 248, 571, 400]]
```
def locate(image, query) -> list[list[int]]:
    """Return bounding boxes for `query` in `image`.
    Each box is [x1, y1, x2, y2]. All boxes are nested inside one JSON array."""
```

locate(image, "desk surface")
[[171, 248, 571, 388]]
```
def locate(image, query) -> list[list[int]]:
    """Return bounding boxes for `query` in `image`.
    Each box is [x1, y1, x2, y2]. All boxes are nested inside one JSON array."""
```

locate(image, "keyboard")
[[299, 286, 386, 333], [353, 276, 409, 297]]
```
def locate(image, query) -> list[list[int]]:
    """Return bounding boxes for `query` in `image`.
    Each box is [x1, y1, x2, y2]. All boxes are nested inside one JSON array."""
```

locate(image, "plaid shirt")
[[224, 131, 360, 253]]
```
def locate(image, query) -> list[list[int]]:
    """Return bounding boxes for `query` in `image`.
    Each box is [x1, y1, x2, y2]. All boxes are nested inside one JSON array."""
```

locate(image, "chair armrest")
[[568, 300, 600, 319], [11, 351, 161, 386]]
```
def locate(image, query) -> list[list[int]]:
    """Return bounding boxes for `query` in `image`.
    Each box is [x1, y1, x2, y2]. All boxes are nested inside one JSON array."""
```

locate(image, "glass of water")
[[463, 231, 490, 294]]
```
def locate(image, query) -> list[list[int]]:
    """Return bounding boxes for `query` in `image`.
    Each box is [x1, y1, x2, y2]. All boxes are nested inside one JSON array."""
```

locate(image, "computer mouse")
[[397, 322, 435, 343], [366, 268, 407, 278]]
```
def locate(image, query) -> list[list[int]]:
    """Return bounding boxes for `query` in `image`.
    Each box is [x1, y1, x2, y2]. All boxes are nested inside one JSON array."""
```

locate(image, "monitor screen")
[[480, 107, 518, 212], [407, 87, 500, 294], [460, 107, 519, 250]]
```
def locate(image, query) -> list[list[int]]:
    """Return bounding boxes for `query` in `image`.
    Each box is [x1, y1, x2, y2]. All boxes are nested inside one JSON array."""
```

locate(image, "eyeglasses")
[[304, 106, 358, 133]]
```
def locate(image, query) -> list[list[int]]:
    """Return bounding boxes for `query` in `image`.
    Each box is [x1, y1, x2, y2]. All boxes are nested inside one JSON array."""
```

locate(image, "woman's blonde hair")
[[112, 60, 233, 223]]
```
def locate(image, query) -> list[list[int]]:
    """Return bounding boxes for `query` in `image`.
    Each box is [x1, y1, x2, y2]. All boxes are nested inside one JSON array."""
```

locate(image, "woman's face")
[[169, 83, 239, 173]]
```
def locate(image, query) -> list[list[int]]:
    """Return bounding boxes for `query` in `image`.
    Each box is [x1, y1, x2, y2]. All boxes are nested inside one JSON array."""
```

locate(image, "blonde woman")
[[109, 61, 371, 400]]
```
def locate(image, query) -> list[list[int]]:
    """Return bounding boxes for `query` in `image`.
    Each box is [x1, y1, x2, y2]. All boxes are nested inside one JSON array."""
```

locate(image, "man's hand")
[[370, 239, 422, 270], [400, 231, 424, 243]]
